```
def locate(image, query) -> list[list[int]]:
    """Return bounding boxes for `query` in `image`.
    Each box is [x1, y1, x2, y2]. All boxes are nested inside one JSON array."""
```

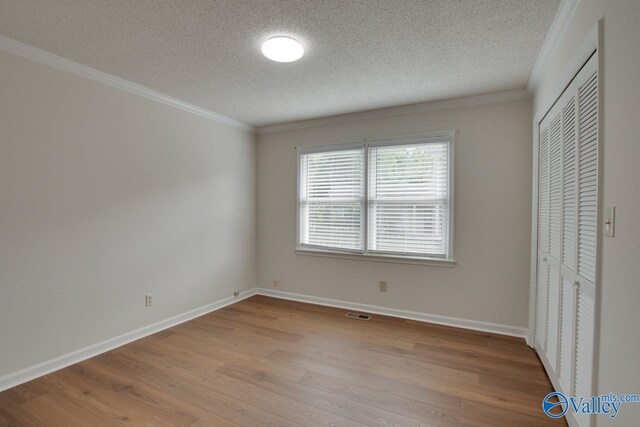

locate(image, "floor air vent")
[[346, 312, 371, 320]]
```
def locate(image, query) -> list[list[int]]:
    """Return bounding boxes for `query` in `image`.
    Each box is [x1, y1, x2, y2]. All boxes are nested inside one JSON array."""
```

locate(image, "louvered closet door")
[[573, 54, 598, 427], [536, 99, 564, 370], [535, 118, 550, 351], [546, 107, 563, 374], [558, 88, 578, 395], [535, 52, 598, 427]]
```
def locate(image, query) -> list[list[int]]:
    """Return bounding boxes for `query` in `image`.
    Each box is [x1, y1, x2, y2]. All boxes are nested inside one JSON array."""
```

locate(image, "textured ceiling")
[[0, 1, 558, 127]]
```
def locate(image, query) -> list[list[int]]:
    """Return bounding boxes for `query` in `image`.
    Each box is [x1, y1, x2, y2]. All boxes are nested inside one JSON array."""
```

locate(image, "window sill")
[[294, 248, 456, 267]]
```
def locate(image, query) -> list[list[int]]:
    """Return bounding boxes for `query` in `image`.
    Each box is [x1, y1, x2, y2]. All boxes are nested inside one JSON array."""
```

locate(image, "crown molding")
[[0, 34, 255, 133], [533, 21, 598, 122], [527, 0, 581, 92], [257, 89, 530, 134]]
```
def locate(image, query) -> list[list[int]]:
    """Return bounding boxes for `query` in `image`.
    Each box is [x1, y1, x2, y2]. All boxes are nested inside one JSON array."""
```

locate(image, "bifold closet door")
[[558, 88, 577, 395], [547, 108, 563, 373], [536, 103, 563, 373], [536, 118, 550, 351], [535, 52, 598, 427], [573, 54, 598, 427]]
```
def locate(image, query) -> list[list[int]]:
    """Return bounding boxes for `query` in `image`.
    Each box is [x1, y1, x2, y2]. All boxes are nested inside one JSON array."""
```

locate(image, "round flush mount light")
[[261, 36, 304, 62]]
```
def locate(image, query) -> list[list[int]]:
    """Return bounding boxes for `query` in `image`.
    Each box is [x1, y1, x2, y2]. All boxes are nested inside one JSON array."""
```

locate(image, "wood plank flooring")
[[0, 296, 566, 426]]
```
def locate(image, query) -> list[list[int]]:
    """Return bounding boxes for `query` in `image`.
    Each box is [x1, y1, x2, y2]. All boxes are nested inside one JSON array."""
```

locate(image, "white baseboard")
[[255, 288, 528, 339], [0, 288, 258, 392], [1, 286, 529, 392]]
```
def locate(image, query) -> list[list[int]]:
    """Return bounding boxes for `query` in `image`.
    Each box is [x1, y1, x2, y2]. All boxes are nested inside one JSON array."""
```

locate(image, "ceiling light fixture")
[[261, 36, 304, 62]]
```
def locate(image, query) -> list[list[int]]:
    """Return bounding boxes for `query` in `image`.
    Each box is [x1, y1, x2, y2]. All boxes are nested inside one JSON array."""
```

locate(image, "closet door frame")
[[528, 20, 603, 423]]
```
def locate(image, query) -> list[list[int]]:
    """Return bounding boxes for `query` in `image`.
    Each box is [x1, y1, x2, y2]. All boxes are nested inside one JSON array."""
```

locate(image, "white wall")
[[257, 98, 533, 329], [0, 50, 256, 378], [532, 1, 640, 424]]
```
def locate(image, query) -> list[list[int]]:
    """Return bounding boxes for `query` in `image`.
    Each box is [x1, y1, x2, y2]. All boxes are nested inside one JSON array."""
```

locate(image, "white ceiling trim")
[[527, 0, 581, 92], [0, 34, 255, 133], [257, 89, 531, 134]]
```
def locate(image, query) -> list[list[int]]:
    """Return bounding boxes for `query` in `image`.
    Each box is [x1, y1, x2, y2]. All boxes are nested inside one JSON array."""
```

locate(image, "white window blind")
[[368, 142, 450, 257], [297, 134, 454, 261], [299, 147, 365, 251]]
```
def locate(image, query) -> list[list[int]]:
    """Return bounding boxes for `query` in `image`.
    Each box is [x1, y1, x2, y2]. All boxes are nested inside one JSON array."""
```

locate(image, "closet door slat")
[[539, 126, 550, 255], [562, 97, 577, 270], [577, 70, 599, 284], [549, 114, 563, 261]]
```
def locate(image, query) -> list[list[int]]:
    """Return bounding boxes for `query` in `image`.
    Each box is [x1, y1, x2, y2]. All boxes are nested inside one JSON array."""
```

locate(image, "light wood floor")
[[0, 296, 566, 426]]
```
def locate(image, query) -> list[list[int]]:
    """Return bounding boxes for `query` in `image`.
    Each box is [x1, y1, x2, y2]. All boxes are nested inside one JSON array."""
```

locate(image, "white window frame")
[[296, 132, 455, 266]]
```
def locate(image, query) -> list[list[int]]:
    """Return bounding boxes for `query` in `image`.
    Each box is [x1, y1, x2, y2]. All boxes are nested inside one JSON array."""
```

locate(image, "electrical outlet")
[[233, 291, 240, 297], [379, 281, 387, 292], [145, 293, 153, 307], [273, 278, 280, 287]]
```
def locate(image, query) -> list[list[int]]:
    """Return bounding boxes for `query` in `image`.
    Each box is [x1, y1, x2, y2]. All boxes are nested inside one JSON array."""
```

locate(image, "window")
[[299, 146, 365, 252], [297, 133, 454, 262]]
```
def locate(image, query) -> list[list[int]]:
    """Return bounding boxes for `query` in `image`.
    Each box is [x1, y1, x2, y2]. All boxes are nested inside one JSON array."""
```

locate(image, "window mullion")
[[363, 144, 369, 254]]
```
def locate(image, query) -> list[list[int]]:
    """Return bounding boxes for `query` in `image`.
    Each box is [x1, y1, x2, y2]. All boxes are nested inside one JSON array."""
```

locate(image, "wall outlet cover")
[[379, 281, 387, 292]]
